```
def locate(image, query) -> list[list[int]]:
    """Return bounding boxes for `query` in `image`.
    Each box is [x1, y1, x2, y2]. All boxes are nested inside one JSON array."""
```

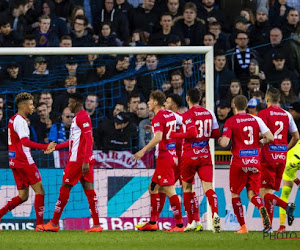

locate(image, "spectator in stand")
[[0, 17, 22, 46], [17, 35, 36, 78], [269, 0, 292, 28], [24, 0, 39, 32], [115, 0, 134, 13], [240, 8, 255, 33], [289, 24, 300, 78], [265, 52, 298, 92], [49, 35, 72, 69], [61, 56, 82, 84], [208, 22, 230, 51], [173, 2, 206, 46], [226, 31, 261, 85], [164, 70, 185, 99], [96, 112, 138, 152], [262, 27, 291, 73], [227, 79, 243, 103], [77, 54, 98, 77], [282, 8, 299, 38], [97, 22, 122, 47], [95, 0, 130, 42], [0, 0, 30, 37], [197, 0, 227, 32], [33, 15, 60, 47], [0, 108, 8, 151], [136, 54, 159, 100], [48, 107, 74, 143], [37, 91, 59, 121], [85, 58, 108, 84], [70, 15, 95, 47], [137, 101, 149, 122], [31, 57, 51, 86], [167, 0, 182, 19], [138, 108, 153, 150], [125, 29, 147, 47], [215, 100, 231, 150], [84, 94, 102, 128], [106, 55, 130, 77], [127, 93, 141, 125], [41, 0, 69, 39], [120, 76, 144, 105], [112, 102, 126, 118], [247, 97, 260, 115], [30, 102, 53, 143], [249, 7, 271, 56], [288, 102, 300, 130], [149, 12, 182, 46], [53, 0, 75, 21], [2, 62, 23, 85], [127, 0, 159, 38], [53, 76, 78, 114], [279, 78, 299, 110], [214, 50, 236, 102], [248, 58, 267, 91], [182, 58, 198, 87], [244, 75, 261, 100], [203, 32, 216, 47]]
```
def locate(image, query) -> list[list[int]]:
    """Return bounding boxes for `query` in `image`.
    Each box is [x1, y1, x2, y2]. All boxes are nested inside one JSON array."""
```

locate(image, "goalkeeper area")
[[1, 231, 300, 250]]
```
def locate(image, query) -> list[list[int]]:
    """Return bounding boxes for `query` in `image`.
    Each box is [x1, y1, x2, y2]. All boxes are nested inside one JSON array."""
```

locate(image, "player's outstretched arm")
[[260, 130, 274, 145], [218, 136, 230, 148], [170, 127, 197, 139], [44, 141, 58, 154], [55, 141, 69, 150], [20, 137, 50, 150], [132, 131, 163, 160]]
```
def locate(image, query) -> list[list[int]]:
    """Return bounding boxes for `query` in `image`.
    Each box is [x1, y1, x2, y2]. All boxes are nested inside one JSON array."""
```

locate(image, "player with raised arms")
[[133, 90, 184, 232], [0, 92, 56, 231], [164, 93, 202, 232], [37, 93, 102, 232], [219, 95, 273, 233], [258, 87, 298, 231], [170, 88, 221, 232]]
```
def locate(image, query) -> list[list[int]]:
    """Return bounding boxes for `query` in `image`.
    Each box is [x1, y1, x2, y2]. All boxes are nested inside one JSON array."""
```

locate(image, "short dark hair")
[[204, 32, 216, 40], [15, 92, 34, 106], [233, 95, 248, 111], [248, 75, 261, 83], [184, 2, 197, 12], [0, 17, 10, 27], [235, 31, 248, 39], [150, 90, 166, 107], [167, 93, 183, 108], [128, 93, 140, 103], [187, 88, 201, 104], [74, 15, 88, 26], [60, 35, 72, 42], [36, 102, 47, 109], [69, 93, 84, 103], [266, 87, 280, 103]]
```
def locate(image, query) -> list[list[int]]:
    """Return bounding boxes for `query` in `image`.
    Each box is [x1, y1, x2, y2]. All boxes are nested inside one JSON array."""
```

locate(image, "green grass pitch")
[[0, 231, 299, 250]]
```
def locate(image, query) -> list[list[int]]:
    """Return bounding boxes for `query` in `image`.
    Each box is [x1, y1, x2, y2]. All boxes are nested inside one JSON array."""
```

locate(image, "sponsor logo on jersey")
[[239, 149, 258, 157], [236, 117, 255, 123], [185, 118, 192, 124], [166, 142, 176, 150], [270, 111, 287, 116], [8, 151, 16, 158], [192, 141, 208, 148], [269, 145, 287, 152], [154, 122, 160, 127], [271, 153, 286, 160], [193, 147, 209, 154], [223, 127, 228, 132], [241, 158, 259, 166], [83, 122, 90, 128]]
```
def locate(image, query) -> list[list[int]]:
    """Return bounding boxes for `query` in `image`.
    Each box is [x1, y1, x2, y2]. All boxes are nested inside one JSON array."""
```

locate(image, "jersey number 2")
[[166, 120, 176, 139]]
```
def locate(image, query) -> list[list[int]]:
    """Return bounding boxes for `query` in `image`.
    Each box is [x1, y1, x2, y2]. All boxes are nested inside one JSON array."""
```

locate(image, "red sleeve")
[[82, 131, 93, 162], [211, 128, 221, 139], [20, 137, 48, 150], [56, 141, 69, 149], [152, 112, 164, 133], [222, 119, 232, 139], [77, 112, 93, 162], [170, 127, 197, 139]]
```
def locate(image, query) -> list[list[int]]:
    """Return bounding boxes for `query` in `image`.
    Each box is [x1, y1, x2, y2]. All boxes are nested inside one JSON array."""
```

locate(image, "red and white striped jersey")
[[8, 114, 34, 168], [68, 109, 94, 163]]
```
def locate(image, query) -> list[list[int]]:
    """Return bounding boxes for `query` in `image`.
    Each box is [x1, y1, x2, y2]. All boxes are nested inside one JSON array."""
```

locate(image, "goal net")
[[0, 46, 214, 231]]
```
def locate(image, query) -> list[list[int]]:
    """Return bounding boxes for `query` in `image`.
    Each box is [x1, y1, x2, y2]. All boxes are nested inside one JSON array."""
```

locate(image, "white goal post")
[[0, 46, 215, 229]]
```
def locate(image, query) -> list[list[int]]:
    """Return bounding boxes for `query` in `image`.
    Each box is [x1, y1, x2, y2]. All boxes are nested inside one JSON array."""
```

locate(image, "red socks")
[[158, 192, 166, 215], [0, 196, 23, 218], [84, 189, 100, 226], [169, 195, 183, 225], [264, 193, 288, 209], [206, 189, 219, 217], [52, 185, 71, 225], [251, 195, 263, 209], [150, 193, 160, 222], [232, 197, 245, 227], [193, 192, 200, 222], [184, 192, 195, 224], [264, 201, 274, 225], [35, 194, 45, 225]]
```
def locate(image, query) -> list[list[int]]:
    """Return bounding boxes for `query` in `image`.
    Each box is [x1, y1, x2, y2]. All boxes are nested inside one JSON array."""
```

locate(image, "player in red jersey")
[[258, 87, 298, 232], [133, 90, 184, 232], [37, 93, 102, 233], [170, 88, 221, 233], [0, 92, 55, 231], [164, 93, 202, 232], [219, 95, 274, 233]]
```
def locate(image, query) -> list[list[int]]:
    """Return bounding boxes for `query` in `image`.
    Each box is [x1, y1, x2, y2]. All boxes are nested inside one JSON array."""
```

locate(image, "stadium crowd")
[[0, 0, 300, 152]]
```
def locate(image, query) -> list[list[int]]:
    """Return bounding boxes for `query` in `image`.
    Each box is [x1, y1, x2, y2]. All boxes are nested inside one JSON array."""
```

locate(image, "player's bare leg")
[[81, 180, 102, 233], [0, 188, 28, 231], [202, 181, 220, 233], [231, 193, 248, 234], [31, 181, 45, 230], [248, 190, 270, 232], [37, 184, 73, 232]]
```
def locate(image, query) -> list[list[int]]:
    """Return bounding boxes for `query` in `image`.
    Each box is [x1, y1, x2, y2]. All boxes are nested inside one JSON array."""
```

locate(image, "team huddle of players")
[[0, 88, 299, 233]]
